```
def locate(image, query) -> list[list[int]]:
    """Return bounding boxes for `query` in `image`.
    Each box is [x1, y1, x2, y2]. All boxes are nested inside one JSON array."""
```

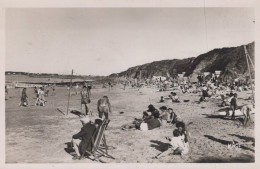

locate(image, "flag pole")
[[244, 46, 254, 102]]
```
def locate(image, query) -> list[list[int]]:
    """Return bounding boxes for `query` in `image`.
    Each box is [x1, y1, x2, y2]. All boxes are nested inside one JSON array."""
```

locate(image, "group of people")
[[121, 104, 190, 156], [80, 84, 112, 119], [71, 84, 113, 160], [160, 92, 180, 103], [34, 87, 47, 106], [18, 86, 52, 107]]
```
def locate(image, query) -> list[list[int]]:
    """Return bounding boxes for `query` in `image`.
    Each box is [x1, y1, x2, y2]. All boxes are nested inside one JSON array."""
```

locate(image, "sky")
[[5, 8, 254, 76]]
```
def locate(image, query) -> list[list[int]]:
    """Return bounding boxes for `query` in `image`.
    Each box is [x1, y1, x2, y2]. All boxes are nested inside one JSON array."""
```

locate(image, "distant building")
[[178, 74, 184, 78], [152, 76, 166, 82], [203, 72, 210, 77]]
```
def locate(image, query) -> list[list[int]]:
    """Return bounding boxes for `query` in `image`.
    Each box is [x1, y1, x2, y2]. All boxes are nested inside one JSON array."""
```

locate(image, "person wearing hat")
[[71, 117, 97, 160]]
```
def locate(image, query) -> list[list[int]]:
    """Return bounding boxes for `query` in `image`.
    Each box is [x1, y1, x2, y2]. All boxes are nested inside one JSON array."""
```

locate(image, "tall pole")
[[244, 46, 254, 101], [247, 53, 255, 70], [66, 69, 73, 115]]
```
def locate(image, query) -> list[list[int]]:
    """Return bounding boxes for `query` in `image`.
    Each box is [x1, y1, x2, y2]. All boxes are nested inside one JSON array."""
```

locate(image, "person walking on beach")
[[97, 96, 112, 119], [230, 93, 238, 120], [20, 88, 28, 107], [81, 86, 90, 116], [5, 85, 8, 100]]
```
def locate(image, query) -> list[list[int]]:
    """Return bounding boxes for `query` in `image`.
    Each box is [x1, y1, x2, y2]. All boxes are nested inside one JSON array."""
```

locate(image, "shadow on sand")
[[204, 135, 254, 152], [70, 110, 82, 117], [64, 142, 75, 156], [202, 114, 245, 124], [150, 140, 170, 152], [195, 154, 254, 163], [229, 134, 255, 146]]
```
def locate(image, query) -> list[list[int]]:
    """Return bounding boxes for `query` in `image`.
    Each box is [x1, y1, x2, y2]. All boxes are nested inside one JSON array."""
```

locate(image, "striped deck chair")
[[85, 119, 115, 163]]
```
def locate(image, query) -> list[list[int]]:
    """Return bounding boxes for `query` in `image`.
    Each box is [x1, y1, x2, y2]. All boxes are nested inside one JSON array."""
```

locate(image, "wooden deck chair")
[[85, 119, 115, 163]]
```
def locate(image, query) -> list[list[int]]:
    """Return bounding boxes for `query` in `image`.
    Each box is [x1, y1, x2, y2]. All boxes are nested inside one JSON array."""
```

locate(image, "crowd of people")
[[6, 72, 255, 161]]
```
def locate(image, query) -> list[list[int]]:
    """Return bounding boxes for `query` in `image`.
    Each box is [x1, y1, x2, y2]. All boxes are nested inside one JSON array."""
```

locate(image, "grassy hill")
[[110, 42, 254, 81]]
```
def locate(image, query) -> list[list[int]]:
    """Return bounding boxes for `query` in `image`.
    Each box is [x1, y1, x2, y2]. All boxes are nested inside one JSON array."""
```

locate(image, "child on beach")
[[155, 129, 189, 159]]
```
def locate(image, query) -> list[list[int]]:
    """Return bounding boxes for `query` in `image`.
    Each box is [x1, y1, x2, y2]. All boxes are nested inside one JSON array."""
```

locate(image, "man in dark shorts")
[[230, 93, 238, 120], [81, 86, 90, 116]]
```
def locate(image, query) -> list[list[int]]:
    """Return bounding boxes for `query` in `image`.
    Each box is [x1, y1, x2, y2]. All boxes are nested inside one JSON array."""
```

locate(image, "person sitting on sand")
[[155, 129, 189, 159], [176, 121, 190, 143], [140, 111, 161, 130], [202, 86, 210, 98], [220, 94, 231, 107], [71, 117, 101, 160], [159, 106, 169, 126], [170, 92, 180, 103], [159, 96, 164, 103], [20, 88, 28, 107], [147, 104, 159, 117], [168, 108, 182, 124]]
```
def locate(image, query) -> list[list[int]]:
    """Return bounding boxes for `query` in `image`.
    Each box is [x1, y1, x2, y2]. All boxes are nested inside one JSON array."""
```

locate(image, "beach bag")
[[140, 122, 148, 131]]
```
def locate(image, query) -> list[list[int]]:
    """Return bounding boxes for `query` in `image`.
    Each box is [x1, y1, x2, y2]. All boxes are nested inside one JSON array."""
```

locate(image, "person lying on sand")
[[71, 117, 102, 160], [155, 129, 189, 159]]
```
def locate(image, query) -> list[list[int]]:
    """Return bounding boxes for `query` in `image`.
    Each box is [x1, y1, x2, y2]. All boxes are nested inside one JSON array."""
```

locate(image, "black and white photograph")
[[1, 0, 259, 168]]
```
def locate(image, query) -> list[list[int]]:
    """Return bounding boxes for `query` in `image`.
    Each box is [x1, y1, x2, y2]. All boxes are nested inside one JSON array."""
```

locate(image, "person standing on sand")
[[81, 86, 91, 116], [37, 87, 47, 106], [5, 85, 8, 100], [51, 84, 56, 96], [75, 84, 79, 95], [230, 93, 238, 120], [97, 96, 112, 119], [20, 88, 28, 107]]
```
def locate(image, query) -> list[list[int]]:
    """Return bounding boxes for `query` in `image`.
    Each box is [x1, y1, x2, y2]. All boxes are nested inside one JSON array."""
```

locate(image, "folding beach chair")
[[85, 119, 115, 163]]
